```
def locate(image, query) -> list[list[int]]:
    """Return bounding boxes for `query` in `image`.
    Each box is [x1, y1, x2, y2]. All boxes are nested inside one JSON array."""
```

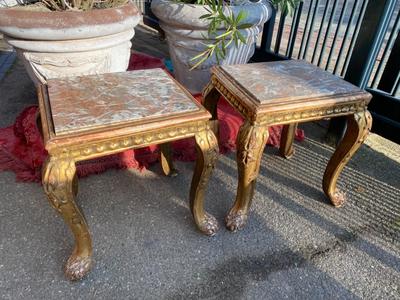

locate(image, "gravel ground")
[[0, 34, 399, 299]]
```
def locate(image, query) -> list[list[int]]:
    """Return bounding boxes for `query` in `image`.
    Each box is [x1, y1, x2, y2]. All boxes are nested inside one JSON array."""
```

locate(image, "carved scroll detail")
[[237, 122, 270, 184], [226, 121, 269, 232]]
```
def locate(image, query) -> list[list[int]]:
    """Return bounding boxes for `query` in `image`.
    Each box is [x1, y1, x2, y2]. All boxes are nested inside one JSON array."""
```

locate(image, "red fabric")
[[0, 52, 304, 182], [129, 51, 166, 70]]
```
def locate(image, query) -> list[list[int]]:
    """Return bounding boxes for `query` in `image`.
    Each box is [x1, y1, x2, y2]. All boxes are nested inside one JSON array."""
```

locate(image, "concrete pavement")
[[0, 44, 399, 300]]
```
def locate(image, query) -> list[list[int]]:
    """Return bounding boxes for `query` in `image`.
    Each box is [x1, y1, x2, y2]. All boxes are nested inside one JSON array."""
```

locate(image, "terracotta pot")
[[0, 2, 140, 85], [151, 0, 272, 93]]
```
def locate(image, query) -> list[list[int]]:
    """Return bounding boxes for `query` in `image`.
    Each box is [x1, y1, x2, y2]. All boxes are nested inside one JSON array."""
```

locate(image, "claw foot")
[[64, 255, 92, 281], [198, 213, 219, 236], [225, 210, 248, 232], [331, 189, 346, 207]]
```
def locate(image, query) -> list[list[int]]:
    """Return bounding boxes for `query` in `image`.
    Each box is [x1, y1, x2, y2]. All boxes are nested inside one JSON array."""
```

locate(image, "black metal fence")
[[254, 0, 400, 143]]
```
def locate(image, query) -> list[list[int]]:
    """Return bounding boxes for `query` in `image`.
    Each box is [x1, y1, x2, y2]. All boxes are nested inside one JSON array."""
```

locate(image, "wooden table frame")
[[203, 66, 372, 232], [37, 83, 219, 281]]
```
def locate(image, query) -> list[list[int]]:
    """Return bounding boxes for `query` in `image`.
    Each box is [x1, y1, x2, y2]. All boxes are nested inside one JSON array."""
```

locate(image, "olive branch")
[[190, 0, 300, 70]]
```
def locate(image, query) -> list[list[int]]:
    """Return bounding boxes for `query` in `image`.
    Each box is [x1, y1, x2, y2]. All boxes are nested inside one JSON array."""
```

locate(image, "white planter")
[[0, 3, 140, 85], [151, 0, 272, 93], [0, 0, 18, 8]]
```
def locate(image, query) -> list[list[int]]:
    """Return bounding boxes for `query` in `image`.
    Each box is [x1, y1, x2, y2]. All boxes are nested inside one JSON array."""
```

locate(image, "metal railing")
[[259, 0, 399, 95], [131, 0, 145, 12], [255, 0, 400, 143]]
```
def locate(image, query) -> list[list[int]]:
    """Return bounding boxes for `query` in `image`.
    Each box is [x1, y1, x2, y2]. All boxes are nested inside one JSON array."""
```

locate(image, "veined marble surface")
[[47, 69, 199, 135], [221, 60, 363, 104]]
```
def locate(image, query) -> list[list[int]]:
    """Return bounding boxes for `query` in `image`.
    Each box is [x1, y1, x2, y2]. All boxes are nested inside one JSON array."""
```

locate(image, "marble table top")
[[220, 60, 364, 105], [47, 69, 200, 136]]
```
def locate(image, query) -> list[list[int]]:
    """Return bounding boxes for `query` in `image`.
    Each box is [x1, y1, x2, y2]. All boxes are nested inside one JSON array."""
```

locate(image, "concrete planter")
[[0, 2, 140, 85], [151, 0, 272, 93]]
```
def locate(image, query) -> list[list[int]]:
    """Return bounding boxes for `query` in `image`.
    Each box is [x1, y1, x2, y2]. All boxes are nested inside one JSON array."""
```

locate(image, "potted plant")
[[151, 0, 299, 93], [0, 0, 141, 85]]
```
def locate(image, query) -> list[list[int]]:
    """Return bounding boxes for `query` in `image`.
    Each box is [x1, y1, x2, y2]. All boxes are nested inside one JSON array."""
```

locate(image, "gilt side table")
[[38, 69, 219, 280], [203, 60, 372, 232]]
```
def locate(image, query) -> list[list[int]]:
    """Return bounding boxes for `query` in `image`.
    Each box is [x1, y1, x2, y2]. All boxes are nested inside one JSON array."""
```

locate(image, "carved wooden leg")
[[42, 157, 92, 281], [203, 81, 221, 137], [226, 121, 269, 232], [189, 128, 219, 236], [160, 143, 178, 177], [279, 123, 297, 159], [72, 173, 79, 197], [323, 110, 372, 207]]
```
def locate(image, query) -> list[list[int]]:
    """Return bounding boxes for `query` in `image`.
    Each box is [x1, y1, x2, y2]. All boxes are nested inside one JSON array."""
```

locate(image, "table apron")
[[257, 104, 368, 126], [46, 122, 210, 162]]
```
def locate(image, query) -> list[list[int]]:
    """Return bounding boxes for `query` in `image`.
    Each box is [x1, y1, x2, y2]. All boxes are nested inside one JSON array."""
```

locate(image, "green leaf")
[[190, 54, 209, 70], [235, 10, 247, 24], [191, 50, 210, 61], [199, 13, 213, 19], [215, 30, 233, 39], [236, 31, 247, 44], [237, 23, 253, 29], [221, 39, 226, 56]]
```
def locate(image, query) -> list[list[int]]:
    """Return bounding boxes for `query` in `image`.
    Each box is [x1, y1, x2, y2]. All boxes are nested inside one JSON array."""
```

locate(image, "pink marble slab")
[[47, 69, 200, 136], [220, 60, 363, 105]]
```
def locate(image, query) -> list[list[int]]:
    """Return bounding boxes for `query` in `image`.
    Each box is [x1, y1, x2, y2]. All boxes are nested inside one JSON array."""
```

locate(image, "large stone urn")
[[0, 2, 140, 85], [151, 0, 272, 93]]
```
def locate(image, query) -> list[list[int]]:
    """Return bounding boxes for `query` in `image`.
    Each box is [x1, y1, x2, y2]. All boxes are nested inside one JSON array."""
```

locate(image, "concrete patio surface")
[[0, 25, 399, 299]]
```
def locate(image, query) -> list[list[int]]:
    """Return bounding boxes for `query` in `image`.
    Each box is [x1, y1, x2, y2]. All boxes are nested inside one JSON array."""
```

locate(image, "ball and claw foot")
[[198, 213, 219, 236], [225, 210, 248, 232], [64, 255, 92, 281], [331, 189, 346, 207]]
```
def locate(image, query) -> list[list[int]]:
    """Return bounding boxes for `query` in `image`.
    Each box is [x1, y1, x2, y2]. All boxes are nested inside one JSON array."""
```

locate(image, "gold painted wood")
[[225, 121, 269, 232], [210, 75, 256, 122], [203, 81, 220, 121], [44, 119, 210, 161], [160, 143, 178, 177], [206, 61, 373, 232], [37, 71, 219, 280], [323, 110, 372, 207], [42, 157, 92, 281], [210, 73, 369, 125], [279, 123, 297, 159], [190, 128, 220, 236], [203, 81, 221, 138]]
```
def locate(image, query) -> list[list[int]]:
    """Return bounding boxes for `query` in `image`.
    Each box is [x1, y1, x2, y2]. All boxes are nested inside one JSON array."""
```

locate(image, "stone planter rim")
[[151, 0, 271, 28], [0, 2, 140, 40]]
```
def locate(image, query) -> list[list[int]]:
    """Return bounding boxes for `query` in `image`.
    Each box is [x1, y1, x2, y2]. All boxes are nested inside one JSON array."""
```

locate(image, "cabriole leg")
[[189, 128, 219, 236], [42, 157, 92, 281], [203, 82, 221, 137], [323, 110, 372, 207], [279, 123, 297, 159], [160, 143, 178, 177], [226, 121, 269, 232]]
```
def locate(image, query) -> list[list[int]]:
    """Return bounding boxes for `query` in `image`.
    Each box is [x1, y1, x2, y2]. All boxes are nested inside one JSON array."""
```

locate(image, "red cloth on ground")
[[0, 52, 304, 182]]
